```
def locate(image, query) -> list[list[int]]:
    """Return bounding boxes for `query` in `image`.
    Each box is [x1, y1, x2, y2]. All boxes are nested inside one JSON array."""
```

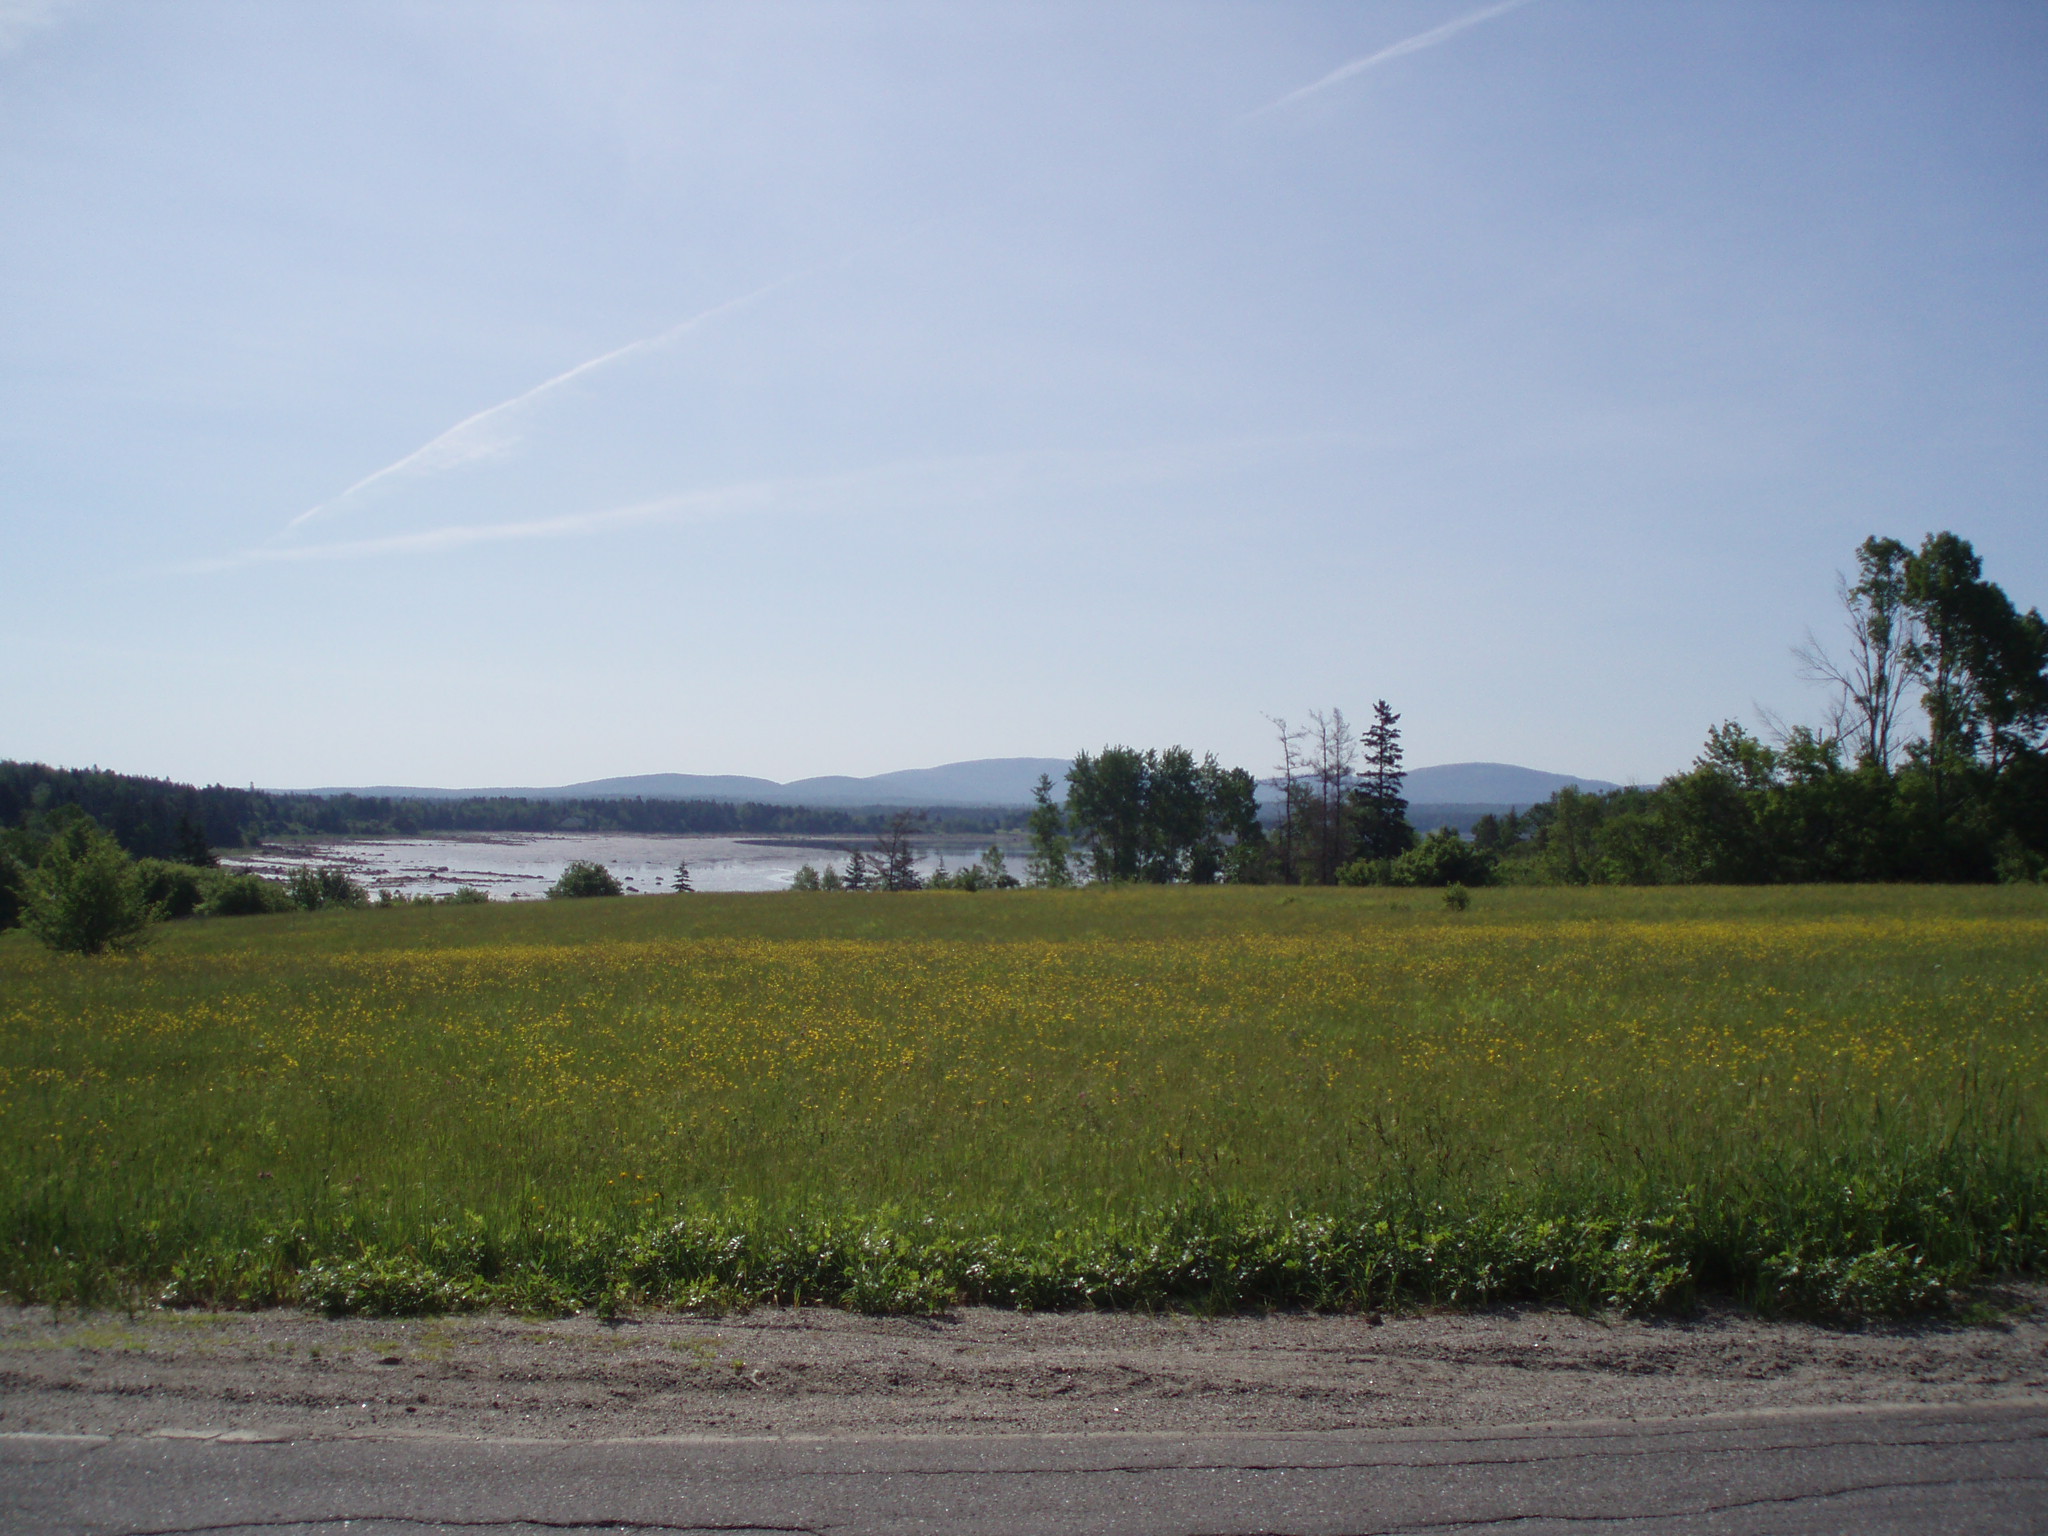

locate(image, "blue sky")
[[4, 0, 2044, 789]]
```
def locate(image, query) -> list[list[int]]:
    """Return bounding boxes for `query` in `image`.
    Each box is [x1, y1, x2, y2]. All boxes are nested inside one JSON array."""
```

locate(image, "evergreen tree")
[[1352, 700, 1415, 860], [673, 858, 693, 893], [875, 811, 925, 891], [175, 815, 216, 868], [841, 849, 873, 892]]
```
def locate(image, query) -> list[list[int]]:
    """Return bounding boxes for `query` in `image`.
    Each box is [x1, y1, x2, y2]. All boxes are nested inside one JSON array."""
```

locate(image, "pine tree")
[[673, 859, 693, 893]]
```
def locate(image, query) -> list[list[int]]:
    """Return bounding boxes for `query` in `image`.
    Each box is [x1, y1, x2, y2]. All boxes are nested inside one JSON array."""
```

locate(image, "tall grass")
[[2, 885, 2043, 1317]]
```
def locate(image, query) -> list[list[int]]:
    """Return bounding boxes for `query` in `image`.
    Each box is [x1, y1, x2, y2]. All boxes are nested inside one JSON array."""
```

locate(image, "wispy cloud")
[[193, 437, 1318, 575], [279, 275, 795, 535], [1241, 0, 1535, 121], [0, 0, 82, 55]]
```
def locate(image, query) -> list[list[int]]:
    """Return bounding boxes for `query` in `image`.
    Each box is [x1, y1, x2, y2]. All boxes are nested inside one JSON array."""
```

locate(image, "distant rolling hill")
[[1402, 762, 1618, 805], [297, 757, 1616, 809]]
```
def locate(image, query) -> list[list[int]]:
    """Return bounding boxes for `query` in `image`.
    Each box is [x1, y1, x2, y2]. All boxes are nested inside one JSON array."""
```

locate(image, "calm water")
[[219, 831, 1027, 899]]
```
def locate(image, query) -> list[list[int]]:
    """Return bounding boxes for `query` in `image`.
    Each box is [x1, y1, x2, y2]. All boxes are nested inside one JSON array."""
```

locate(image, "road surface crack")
[[88, 1519, 821, 1535], [1246, 1468, 2048, 1533]]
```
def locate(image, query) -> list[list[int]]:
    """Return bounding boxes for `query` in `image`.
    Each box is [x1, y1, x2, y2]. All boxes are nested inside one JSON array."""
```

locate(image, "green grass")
[[3, 884, 2044, 1318]]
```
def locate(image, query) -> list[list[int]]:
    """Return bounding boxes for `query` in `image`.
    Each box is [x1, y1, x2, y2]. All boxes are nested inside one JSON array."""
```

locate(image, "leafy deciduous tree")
[[547, 860, 622, 898], [21, 817, 150, 954]]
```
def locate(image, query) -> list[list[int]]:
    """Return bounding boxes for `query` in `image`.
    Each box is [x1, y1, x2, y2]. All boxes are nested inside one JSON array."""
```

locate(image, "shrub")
[[1223, 842, 1274, 884], [286, 866, 368, 911], [1390, 828, 1496, 888], [1335, 857, 1393, 887], [377, 886, 489, 907], [1443, 883, 1472, 911], [20, 818, 150, 955], [789, 864, 822, 891], [548, 860, 622, 898], [201, 872, 292, 916], [1994, 835, 2044, 884], [135, 858, 207, 920]]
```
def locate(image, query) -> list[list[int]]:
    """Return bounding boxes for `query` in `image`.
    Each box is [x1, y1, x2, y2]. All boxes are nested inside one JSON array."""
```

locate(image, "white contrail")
[[1241, 0, 1536, 121], [279, 275, 794, 534], [210, 492, 731, 572], [188, 434, 1326, 575]]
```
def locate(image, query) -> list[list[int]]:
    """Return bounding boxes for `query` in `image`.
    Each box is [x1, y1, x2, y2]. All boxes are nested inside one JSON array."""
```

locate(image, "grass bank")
[[3, 885, 2044, 1318]]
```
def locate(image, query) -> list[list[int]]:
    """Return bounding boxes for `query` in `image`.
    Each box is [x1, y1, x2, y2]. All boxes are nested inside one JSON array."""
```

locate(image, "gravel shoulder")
[[4, 1293, 2045, 1442]]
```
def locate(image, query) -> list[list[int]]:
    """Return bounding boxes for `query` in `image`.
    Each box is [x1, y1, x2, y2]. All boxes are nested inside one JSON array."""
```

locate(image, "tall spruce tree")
[[1353, 700, 1414, 860], [841, 849, 873, 892]]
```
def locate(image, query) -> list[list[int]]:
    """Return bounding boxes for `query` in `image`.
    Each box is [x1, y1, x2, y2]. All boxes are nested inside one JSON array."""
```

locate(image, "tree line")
[[779, 737, 1394, 893], [4, 527, 2040, 948], [1240, 530, 2044, 890], [1467, 533, 2046, 886], [837, 528, 2042, 893]]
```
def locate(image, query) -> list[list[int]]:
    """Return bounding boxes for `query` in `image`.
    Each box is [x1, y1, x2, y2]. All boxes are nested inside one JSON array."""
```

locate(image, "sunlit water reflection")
[[218, 832, 1027, 899]]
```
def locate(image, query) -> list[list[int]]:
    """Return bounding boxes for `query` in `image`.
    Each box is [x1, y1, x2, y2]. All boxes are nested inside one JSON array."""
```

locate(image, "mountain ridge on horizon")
[[292, 758, 1621, 810]]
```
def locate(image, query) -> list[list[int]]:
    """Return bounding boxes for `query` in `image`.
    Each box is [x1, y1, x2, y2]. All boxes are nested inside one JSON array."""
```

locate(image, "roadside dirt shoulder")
[[4, 1293, 2044, 1441]]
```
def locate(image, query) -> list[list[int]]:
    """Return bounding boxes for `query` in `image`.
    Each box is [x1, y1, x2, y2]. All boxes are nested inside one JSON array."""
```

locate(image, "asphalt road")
[[4, 1400, 2044, 1535]]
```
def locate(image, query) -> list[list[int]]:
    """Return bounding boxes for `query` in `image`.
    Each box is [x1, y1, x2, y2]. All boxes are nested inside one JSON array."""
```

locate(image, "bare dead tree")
[[1795, 537, 1919, 771], [1265, 714, 1306, 886], [1304, 707, 1356, 883]]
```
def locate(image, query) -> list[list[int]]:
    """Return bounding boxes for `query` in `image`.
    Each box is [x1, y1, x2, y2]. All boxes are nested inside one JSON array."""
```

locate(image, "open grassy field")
[[3, 885, 2044, 1318]]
